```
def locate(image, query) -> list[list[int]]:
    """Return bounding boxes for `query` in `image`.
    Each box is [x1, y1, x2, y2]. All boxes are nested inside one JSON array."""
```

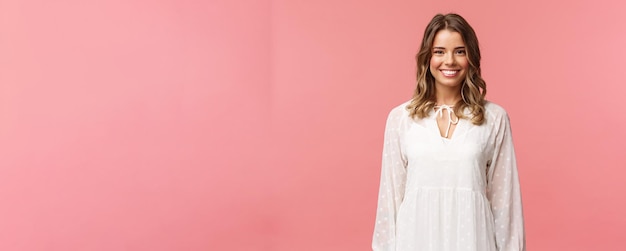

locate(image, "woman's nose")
[[444, 53, 455, 65]]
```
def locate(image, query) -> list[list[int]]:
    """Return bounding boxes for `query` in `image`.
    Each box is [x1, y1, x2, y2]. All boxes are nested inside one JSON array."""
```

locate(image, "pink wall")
[[1, 0, 625, 250]]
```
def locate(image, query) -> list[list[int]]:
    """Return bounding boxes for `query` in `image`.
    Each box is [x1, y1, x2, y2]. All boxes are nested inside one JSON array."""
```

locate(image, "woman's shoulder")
[[484, 100, 509, 117], [385, 100, 412, 123], [483, 100, 512, 125], [386, 100, 511, 118]]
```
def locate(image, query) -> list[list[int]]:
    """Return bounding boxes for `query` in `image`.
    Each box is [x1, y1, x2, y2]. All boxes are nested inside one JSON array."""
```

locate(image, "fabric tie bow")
[[434, 105, 459, 138]]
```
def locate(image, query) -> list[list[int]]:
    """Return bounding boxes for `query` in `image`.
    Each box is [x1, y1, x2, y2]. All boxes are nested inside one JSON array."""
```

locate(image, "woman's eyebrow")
[[432, 46, 466, 49]]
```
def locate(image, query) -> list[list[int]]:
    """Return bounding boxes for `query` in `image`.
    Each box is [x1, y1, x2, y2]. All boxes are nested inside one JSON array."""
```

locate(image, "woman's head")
[[408, 13, 486, 125], [429, 29, 469, 90]]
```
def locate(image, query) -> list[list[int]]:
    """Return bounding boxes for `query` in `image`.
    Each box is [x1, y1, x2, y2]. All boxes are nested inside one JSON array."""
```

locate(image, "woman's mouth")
[[440, 70, 460, 77]]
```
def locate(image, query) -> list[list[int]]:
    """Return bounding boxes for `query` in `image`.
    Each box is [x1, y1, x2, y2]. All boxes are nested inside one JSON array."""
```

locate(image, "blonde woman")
[[372, 13, 525, 251]]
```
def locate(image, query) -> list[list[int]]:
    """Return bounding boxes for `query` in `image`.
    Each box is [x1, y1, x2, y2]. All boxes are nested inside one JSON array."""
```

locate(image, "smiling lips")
[[440, 70, 460, 77]]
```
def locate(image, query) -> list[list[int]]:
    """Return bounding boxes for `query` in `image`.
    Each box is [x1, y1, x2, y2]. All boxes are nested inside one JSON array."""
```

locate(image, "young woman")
[[372, 13, 525, 251]]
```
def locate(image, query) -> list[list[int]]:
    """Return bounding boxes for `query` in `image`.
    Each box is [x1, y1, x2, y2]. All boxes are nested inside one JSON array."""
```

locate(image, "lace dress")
[[372, 101, 525, 251]]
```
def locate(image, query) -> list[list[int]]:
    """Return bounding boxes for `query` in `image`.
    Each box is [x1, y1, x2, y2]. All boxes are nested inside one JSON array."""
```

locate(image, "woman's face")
[[429, 29, 469, 89]]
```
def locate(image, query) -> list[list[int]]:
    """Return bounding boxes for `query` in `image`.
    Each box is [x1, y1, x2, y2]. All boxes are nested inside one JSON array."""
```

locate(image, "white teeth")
[[441, 70, 458, 76]]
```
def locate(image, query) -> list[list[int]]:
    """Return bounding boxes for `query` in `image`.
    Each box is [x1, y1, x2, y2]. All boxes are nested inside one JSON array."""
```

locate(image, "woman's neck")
[[435, 87, 462, 106]]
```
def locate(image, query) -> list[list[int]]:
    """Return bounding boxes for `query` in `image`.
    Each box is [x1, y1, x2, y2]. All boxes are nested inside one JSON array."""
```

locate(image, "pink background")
[[1, 0, 625, 250]]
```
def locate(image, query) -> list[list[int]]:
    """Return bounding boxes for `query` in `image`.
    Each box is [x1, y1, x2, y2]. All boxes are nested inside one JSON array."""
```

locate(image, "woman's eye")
[[433, 50, 444, 55], [456, 50, 466, 55]]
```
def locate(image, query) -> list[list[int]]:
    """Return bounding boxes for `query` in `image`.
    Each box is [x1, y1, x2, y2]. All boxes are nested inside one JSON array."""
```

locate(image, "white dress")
[[372, 101, 525, 251]]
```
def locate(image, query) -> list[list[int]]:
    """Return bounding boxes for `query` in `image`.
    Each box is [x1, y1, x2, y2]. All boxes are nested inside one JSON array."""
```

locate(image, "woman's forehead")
[[432, 30, 465, 47]]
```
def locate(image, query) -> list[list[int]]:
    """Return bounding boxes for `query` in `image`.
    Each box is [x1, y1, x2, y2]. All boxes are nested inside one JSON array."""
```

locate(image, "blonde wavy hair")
[[407, 13, 486, 125]]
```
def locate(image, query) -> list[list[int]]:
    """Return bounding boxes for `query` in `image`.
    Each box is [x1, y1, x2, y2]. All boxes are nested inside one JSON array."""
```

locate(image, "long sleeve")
[[372, 107, 408, 251], [486, 113, 526, 251]]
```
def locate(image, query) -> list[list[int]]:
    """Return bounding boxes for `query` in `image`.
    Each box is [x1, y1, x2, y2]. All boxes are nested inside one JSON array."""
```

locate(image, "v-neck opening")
[[431, 113, 466, 144]]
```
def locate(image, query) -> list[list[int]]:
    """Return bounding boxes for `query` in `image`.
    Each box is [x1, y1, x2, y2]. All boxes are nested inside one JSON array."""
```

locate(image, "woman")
[[372, 13, 525, 251]]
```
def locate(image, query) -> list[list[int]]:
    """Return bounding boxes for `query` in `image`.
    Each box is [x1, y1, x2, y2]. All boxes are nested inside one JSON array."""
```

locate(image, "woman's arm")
[[372, 107, 408, 251], [486, 113, 526, 251]]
